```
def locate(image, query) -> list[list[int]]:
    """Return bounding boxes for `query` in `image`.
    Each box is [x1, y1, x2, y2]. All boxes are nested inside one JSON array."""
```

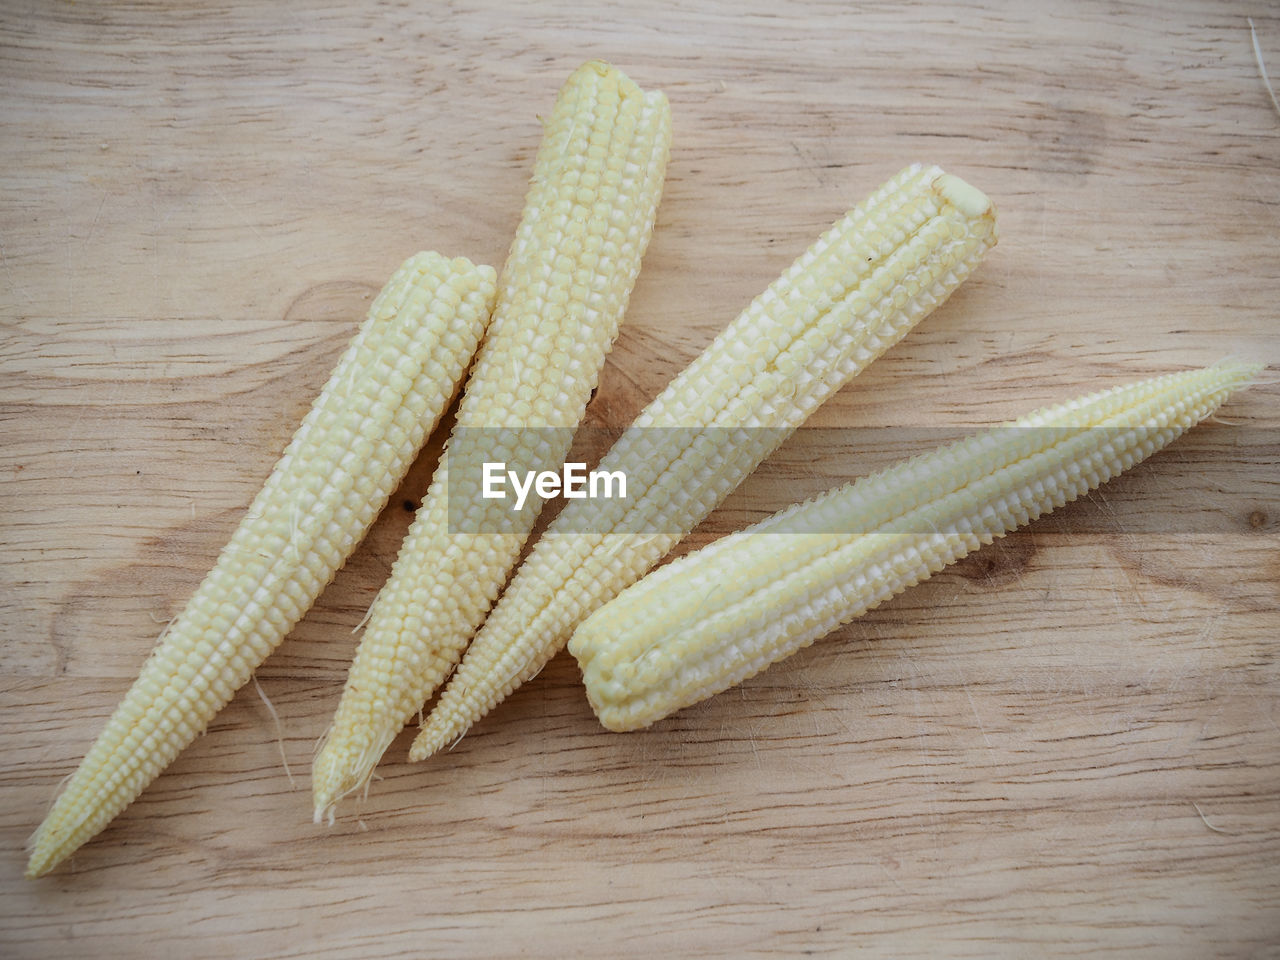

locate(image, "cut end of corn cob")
[[26, 252, 497, 878], [311, 59, 671, 820], [570, 359, 1261, 732], [409, 163, 1000, 761]]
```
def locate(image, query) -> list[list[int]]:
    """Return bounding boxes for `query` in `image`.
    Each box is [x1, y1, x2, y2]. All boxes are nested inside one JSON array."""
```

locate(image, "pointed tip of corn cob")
[[25, 831, 58, 879], [407, 724, 450, 762], [312, 783, 340, 828], [1206, 356, 1265, 389], [311, 732, 379, 825]]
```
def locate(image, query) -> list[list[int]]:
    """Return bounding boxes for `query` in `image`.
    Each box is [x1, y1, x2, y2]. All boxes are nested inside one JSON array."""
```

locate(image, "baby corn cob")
[[311, 61, 671, 819], [26, 253, 496, 877], [411, 164, 999, 759], [570, 361, 1261, 730]]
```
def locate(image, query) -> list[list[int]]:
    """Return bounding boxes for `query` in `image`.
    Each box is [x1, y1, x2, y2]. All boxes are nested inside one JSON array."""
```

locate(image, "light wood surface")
[[2, 1, 1277, 956]]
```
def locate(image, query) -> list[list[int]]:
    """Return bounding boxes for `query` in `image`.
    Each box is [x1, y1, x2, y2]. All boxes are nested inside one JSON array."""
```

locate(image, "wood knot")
[[954, 535, 1038, 587], [1248, 510, 1267, 529]]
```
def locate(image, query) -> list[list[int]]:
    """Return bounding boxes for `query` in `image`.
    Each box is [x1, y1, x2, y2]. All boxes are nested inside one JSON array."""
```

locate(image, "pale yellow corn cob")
[[311, 60, 671, 819], [26, 252, 496, 877], [570, 360, 1260, 730], [411, 164, 999, 760]]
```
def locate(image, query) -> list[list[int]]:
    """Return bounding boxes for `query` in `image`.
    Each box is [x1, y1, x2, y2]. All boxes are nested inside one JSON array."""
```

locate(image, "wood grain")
[[2, 1, 1277, 956]]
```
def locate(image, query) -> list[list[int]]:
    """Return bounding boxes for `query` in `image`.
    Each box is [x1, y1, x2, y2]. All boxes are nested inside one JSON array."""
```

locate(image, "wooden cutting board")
[[3, 2, 1277, 956]]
